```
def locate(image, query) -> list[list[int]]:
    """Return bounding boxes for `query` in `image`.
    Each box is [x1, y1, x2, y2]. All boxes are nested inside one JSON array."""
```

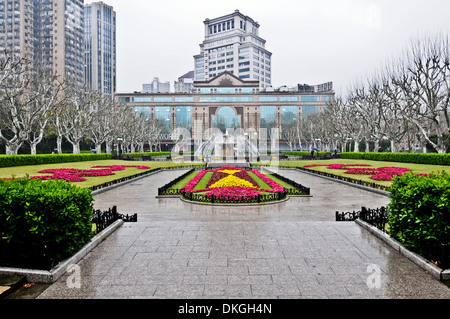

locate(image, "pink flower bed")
[[204, 186, 263, 200], [180, 166, 285, 201], [303, 163, 413, 181], [4, 165, 150, 182]]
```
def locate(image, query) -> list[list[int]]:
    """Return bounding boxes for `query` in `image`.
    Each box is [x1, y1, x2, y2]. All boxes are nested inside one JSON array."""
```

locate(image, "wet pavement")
[[35, 169, 450, 299]]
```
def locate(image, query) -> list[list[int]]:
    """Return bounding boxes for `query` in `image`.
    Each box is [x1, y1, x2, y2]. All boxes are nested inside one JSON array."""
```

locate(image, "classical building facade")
[[115, 72, 334, 151], [194, 10, 272, 89]]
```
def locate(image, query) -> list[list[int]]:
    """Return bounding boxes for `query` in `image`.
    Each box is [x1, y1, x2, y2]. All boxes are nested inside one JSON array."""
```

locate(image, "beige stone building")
[[115, 72, 334, 151]]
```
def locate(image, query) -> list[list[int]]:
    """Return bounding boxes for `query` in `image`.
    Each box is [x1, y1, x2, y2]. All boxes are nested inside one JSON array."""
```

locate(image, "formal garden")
[[0, 151, 449, 281]]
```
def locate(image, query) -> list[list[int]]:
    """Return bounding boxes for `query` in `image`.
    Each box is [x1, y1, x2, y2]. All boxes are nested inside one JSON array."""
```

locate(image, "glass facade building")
[[116, 72, 334, 150], [84, 2, 116, 96]]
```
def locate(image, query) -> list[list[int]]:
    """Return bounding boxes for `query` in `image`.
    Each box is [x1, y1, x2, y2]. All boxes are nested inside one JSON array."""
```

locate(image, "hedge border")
[[341, 152, 450, 166], [0, 153, 112, 168]]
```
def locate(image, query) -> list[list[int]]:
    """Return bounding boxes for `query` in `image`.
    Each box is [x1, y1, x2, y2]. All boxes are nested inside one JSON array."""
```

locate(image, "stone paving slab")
[[36, 169, 450, 299]]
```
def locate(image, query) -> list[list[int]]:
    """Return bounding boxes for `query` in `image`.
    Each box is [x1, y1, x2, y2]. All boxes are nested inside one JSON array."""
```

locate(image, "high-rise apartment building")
[[0, 0, 85, 86], [194, 10, 272, 88], [84, 1, 116, 96], [35, 0, 85, 86], [0, 0, 35, 61]]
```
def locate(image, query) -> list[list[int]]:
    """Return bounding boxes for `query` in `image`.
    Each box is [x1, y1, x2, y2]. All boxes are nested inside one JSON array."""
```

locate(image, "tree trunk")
[[56, 135, 63, 154], [6, 142, 22, 155]]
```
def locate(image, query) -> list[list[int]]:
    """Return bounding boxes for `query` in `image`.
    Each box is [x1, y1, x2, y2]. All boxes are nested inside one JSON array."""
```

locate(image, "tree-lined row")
[[326, 33, 450, 154], [280, 33, 449, 154], [0, 51, 167, 155]]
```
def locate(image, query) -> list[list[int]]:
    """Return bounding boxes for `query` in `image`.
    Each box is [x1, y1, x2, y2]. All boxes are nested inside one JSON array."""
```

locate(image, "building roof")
[[194, 71, 259, 87]]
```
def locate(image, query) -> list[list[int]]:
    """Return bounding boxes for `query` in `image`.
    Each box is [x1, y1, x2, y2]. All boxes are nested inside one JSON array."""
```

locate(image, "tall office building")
[[0, 0, 85, 86], [194, 10, 272, 88], [85, 1, 116, 96]]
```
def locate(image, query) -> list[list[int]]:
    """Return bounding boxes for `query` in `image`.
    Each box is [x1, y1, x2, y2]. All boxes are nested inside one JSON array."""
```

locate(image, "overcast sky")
[[96, 0, 450, 95]]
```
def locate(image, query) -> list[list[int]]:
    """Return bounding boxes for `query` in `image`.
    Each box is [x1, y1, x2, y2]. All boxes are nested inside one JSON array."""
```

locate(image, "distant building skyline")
[[174, 70, 194, 93], [142, 77, 170, 93]]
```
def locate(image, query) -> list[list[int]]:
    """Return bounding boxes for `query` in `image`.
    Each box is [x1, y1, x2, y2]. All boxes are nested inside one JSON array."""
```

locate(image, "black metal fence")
[[180, 189, 288, 204], [336, 206, 388, 232], [296, 166, 390, 191], [91, 205, 137, 236], [257, 168, 310, 196], [157, 168, 197, 196]]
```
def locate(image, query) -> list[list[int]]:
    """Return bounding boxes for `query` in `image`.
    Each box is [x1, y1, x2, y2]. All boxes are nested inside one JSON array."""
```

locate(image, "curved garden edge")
[[273, 166, 390, 197], [355, 219, 450, 282], [0, 219, 124, 284]]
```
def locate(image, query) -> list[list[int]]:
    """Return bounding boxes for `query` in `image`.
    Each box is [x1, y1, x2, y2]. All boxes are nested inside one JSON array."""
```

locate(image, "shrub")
[[0, 153, 112, 168], [0, 178, 94, 269], [121, 152, 171, 158], [388, 171, 450, 263], [341, 152, 450, 165]]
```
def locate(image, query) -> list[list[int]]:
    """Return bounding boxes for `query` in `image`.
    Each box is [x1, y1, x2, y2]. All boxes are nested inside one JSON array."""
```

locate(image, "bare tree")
[[393, 33, 450, 153], [0, 51, 62, 154], [89, 93, 116, 153], [57, 84, 96, 154]]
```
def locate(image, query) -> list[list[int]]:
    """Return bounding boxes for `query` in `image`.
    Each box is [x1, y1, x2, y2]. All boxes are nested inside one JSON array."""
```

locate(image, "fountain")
[[194, 130, 260, 168]]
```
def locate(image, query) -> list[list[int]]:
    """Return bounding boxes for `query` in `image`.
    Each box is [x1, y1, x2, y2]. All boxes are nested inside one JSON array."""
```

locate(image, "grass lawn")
[[0, 160, 204, 189], [253, 159, 450, 188]]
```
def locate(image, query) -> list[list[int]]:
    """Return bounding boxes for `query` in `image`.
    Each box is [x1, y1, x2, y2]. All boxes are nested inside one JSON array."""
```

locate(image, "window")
[[280, 96, 299, 102], [134, 106, 150, 120], [302, 105, 319, 119], [259, 96, 278, 102], [281, 105, 298, 139], [155, 106, 171, 134], [154, 97, 173, 102], [132, 97, 151, 102], [212, 106, 241, 132], [175, 97, 194, 102], [176, 106, 192, 133], [301, 96, 320, 102], [199, 96, 253, 102]]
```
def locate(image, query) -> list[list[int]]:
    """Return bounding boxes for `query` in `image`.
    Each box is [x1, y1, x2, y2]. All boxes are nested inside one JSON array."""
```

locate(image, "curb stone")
[[355, 219, 450, 281], [0, 219, 124, 284]]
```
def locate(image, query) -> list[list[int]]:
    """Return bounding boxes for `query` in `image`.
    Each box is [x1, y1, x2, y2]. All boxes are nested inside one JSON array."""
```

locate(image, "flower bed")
[[179, 166, 287, 202], [3, 165, 150, 183], [303, 163, 414, 181]]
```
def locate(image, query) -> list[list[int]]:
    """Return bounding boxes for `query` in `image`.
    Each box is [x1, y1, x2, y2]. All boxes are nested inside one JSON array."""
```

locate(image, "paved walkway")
[[36, 169, 450, 299]]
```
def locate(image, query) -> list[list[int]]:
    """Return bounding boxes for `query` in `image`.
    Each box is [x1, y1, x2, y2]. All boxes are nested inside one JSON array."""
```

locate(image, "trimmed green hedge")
[[280, 151, 332, 156], [341, 152, 450, 166], [388, 172, 450, 264], [122, 152, 171, 158], [0, 153, 112, 168], [0, 178, 94, 270]]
